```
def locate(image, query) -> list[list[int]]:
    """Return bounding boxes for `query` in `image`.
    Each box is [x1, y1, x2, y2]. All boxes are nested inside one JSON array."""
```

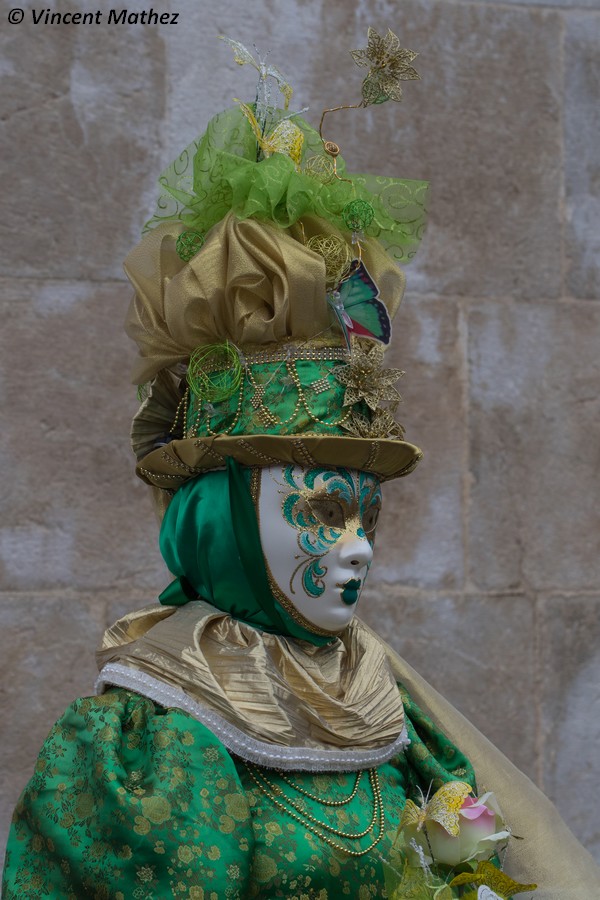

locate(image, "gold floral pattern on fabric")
[[398, 684, 477, 801], [185, 357, 356, 440], [2, 690, 254, 899], [3, 685, 477, 898], [238, 761, 408, 897]]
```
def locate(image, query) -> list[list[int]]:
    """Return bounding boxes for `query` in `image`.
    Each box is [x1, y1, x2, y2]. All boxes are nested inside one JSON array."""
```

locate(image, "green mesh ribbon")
[[144, 106, 428, 262]]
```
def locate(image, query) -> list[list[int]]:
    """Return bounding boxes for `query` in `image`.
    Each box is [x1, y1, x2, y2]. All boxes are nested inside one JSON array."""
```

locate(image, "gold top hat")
[[124, 32, 427, 502]]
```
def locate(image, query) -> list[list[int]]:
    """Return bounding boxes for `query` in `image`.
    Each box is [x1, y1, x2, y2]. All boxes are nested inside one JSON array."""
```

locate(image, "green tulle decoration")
[[176, 230, 205, 261], [187, 343, 243, 404], [144, 106, 428, 262]]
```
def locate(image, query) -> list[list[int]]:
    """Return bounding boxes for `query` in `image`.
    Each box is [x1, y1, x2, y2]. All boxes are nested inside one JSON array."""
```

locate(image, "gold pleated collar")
[[96, 601, 407, 772]]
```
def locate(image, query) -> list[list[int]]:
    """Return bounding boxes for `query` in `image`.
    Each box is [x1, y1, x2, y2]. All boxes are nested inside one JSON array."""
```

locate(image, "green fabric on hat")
[[186, 357, 370, 440]]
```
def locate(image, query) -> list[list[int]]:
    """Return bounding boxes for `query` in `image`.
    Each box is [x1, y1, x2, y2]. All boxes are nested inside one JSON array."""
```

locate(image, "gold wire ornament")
[[334, 342, 403, 411], [302, 154, 336, 184], [306, 234, 353, 287], [318, 27, 420, 175], [342, 407, 405, 440], [350, 27, 420, 105], [187, 342, 243, 404]]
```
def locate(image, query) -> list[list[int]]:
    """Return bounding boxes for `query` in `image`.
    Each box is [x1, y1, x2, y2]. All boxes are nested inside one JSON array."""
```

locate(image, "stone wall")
[[1, 0, 599, 868]]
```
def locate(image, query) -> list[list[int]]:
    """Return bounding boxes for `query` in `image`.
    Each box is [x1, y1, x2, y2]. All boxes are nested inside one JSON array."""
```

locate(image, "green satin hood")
[[158, 459, 331, 646]]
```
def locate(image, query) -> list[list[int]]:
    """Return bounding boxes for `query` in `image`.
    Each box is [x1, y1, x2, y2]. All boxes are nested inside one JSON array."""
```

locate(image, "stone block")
[[374, 297, 466, 590], [468, 300, 600, 591], [0, 279, 169, 592], [499, 0, 600, 8], [360, 586, 537, 779], [354, 0, 563, 299], [105, 591, 164, 628], [0, 591, 107, 868], [539, 593, 600, 861], [0, 16, 165, 280], [565, 14, 600, 298]]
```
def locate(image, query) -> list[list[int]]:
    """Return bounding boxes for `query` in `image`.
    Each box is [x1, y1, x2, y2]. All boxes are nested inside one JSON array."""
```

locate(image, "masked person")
[[4, 32, 599, 900]]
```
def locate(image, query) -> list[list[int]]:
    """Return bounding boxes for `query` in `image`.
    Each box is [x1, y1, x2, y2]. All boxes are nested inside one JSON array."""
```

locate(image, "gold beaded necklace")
[[277, 768, 362, 806], [244, 764, 385, 858]]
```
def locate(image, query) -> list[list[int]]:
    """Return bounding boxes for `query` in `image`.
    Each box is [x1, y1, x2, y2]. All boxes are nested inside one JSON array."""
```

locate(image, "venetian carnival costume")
[[3, 31, 600, 900]]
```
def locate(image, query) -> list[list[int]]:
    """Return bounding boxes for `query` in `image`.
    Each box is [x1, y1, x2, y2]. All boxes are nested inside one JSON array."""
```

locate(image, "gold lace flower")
[[334, 343, 403, 411], [343, 408, 405, 440], [350, 27, 419, 105]]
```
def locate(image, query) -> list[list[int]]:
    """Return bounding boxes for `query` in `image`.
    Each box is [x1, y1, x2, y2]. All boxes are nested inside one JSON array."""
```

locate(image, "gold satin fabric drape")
[[124, 213, 405, 385], [97, 602, 406, 751]]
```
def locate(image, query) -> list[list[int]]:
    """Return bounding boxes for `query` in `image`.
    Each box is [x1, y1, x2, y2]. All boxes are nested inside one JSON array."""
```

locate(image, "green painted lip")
[[340, 579, 361, 606]]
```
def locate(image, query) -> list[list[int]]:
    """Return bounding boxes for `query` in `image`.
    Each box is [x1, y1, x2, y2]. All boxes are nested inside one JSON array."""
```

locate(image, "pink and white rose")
[[406, 792, 510, 868]]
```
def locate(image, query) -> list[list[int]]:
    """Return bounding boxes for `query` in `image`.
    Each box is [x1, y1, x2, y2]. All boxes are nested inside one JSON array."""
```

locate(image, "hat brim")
[[136, 434, 423, 490]]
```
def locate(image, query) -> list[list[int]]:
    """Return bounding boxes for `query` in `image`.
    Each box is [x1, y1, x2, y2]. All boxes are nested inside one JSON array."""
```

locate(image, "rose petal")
[[460, 805, 495, 822]]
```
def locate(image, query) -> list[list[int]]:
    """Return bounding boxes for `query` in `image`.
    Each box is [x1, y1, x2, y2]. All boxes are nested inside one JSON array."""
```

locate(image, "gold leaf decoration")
[[450, 860, 537, 897]]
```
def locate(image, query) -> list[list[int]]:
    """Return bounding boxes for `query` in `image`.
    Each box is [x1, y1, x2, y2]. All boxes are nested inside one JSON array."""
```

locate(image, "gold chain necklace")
[[275, 769, 361, 806], [244, 764, 385, 858]]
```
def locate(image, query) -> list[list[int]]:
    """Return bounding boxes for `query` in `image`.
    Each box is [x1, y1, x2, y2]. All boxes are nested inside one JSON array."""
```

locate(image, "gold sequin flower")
[[334, 343, 403, 411], [350, 27, 419, 105]]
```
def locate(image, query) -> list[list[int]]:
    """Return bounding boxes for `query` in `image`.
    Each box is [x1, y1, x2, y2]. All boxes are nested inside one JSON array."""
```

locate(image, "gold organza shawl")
[[379, 623, 600, 899]]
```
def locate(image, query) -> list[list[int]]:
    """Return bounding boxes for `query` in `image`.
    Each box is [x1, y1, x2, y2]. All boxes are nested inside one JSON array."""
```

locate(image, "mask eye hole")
[[308, 498, 346, 529], [362, 503, 381, 535]]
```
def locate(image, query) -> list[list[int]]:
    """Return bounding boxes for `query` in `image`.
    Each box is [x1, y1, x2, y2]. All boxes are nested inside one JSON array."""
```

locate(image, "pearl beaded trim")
[[95, 663, 410, 773]]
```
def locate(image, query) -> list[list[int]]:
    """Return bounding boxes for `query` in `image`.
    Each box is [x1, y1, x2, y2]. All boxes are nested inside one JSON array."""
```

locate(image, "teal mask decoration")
[[158, 458, 332, 646], [280, 466, 380, 600]]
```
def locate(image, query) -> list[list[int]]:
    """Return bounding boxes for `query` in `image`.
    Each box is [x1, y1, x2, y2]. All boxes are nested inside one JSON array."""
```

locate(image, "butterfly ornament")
[[399, 781, 473, 838], [327, 260, 392, 348]]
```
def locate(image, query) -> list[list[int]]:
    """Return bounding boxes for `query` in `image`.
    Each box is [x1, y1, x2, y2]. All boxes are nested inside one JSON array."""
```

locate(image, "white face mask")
[[256, 464, 382, 634]]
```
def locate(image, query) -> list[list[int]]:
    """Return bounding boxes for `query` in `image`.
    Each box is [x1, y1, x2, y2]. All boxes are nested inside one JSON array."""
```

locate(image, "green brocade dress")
[[2, 686, 474, 899]]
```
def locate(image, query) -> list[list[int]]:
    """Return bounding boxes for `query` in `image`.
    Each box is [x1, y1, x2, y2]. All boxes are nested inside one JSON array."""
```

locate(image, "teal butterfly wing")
[[328, 261, 392, 346]]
